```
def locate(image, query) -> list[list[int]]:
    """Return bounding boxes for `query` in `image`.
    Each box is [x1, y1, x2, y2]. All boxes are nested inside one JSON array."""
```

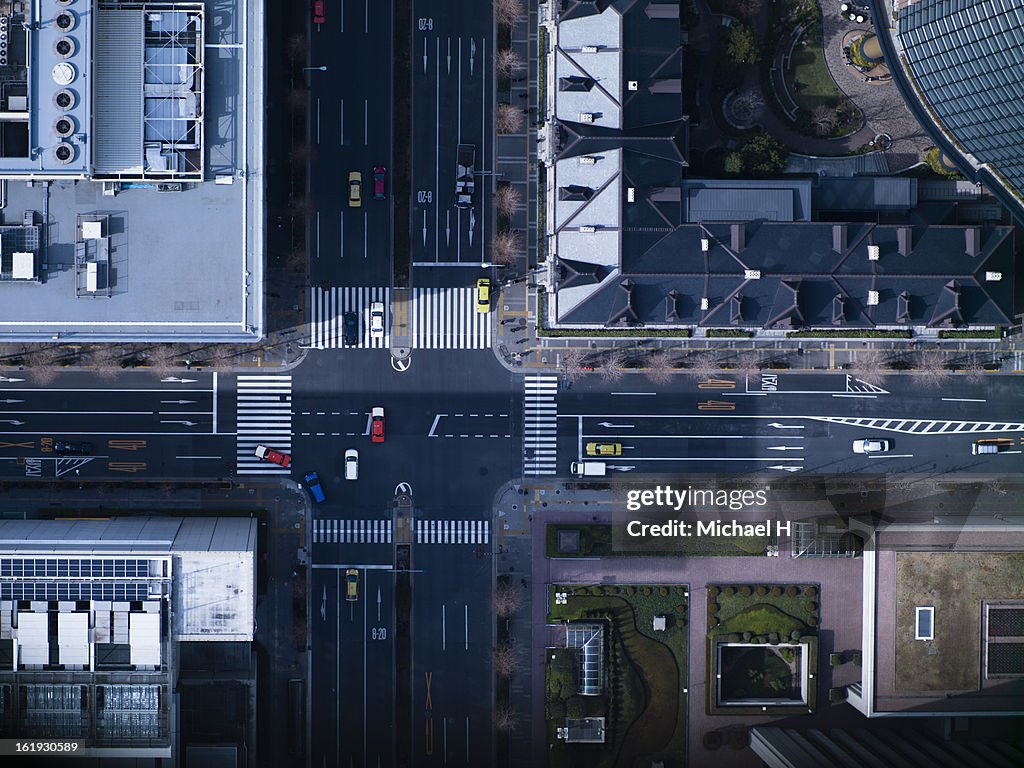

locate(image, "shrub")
[[756, 586, 768, 596], [853, 652, 862, 666], [675, 604, 686, 613], [723, 586, 736, 596], [790, 630, 802, 641], [769, 632, 780, 643], [708, 586, 720, 597], [771, 586, 783, 597], [739, 586, 752, 597], [604, 586, 616, 596], [786, 586, 799, 597], [742, 631, 753, 641], [803, 586, 817, 597], [708, 617, 719, 630], [806, 601, 818, 612], [589, 586, 603, 596], [659, 586, 669, 597], [676, 586, 686, 596], [807, 616, 819, 627], [708, 602, 720, 615], [626, 586, 637, 595]]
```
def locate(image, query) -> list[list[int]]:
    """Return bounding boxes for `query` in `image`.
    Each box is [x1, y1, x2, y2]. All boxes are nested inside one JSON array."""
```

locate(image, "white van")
[[571, 461, 607, 477], [344, 448, 359, 480]]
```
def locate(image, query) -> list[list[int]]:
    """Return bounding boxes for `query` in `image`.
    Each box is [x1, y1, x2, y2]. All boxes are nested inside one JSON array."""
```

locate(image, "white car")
[[369, 302, 385, 339], [853, 438, 890, 454], [344, 448, 359, 480]]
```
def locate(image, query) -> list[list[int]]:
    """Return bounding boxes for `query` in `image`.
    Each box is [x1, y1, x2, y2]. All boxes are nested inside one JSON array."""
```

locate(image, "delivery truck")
[[570, 461, 607, 477]]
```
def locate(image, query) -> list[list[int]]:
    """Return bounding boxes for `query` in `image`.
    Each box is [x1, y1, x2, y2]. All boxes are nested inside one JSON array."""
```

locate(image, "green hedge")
[[938, 328, 1001, 339], [706, 329, 753, 338], [539, 327, 692, 338], [787, 329, 912, 338]]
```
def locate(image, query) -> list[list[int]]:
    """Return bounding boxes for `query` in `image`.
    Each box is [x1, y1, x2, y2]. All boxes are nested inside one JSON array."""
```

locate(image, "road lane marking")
[[580, 434, 803, 440], [442, 604, 446, 651], [465, 604, 469, 650], [832, 394, 877, 399], [610, 392, 657, 396], [618, 457, 804, 462], [942, 398, 986, 402], [868, 454, 914, 458], [175, 455, 221, 460]]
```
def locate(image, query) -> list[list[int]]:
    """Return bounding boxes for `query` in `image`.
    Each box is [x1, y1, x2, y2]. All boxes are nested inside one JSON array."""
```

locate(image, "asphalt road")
[[410, 0, 492, 268], [308, 0, 394, 286]]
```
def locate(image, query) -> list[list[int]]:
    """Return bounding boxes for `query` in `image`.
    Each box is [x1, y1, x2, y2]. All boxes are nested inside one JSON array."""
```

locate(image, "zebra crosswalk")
[[524, 374, 558, 476], [813, 416, 1024, 434], [307, 286, 390, 349], [306, 286, 491, 349], [312, 518, 489, 545], [235, 375, 292, 474]]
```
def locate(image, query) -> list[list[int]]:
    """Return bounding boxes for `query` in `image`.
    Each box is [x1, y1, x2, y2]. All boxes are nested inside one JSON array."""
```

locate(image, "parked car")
[[371, 407, 385, 443], [304, 471, 326, 503], [54, 441, 93, 455], [348, 171, 362, 207], [369, 302, 385, 339], [345, 568, 359, 601], [343, 311, 359, 346], [586, 442, 622, 457], [254, 444, 291, 467], [852, 439, 890, 454], [344, 449, 359, 480], [373, 166, 387, 200], [476, 278, 491, 313], [312, 0, 325, 24]]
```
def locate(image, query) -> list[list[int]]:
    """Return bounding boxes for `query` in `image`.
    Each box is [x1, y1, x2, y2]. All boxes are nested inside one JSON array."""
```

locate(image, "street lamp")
[[303, 66, 328, 72]]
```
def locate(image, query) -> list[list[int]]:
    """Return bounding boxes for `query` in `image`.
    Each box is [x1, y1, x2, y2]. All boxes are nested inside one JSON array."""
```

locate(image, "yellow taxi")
[[586, 442, 622, 457], [476, 278, 491, 313], [348, 171, 362, 207]]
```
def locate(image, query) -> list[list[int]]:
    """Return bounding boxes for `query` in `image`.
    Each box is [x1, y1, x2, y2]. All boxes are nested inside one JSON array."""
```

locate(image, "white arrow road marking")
[[767, 445, 804, 451], [769, 465, 802, 472], [769, 422, 804, 429], [160, 399, 197, 404], [321, 585, 327, 622], [0, 377, 24, 382], [161, 377, 197, 383], [606, 465, 635, 471], [597, 422, 634, 428], [160, 420, 197, 426]]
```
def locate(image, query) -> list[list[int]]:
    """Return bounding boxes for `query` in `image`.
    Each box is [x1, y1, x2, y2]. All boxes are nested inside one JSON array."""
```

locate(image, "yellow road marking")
[[108, 440, 147, 451], [697, 378, 735, 390], [108, 462, 147, 473], [697, 400, 736, 411], [0, 441, 34, 449]]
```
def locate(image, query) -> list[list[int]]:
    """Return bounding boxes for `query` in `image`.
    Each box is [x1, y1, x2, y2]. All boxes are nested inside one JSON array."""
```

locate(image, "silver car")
[[344, 448, 359, 480], [852, 438, 890, 454], [369, 302, 385, 339]]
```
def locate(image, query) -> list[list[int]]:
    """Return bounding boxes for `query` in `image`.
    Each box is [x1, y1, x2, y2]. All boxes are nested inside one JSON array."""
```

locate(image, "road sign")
[[697, 400, 735, 411]]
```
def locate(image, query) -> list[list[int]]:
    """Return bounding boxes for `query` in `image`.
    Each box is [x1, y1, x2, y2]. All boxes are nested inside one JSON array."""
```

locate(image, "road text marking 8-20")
[[418, 18, 433, 30]]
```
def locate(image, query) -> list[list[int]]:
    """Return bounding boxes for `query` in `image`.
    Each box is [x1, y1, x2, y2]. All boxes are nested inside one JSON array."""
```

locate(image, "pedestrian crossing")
[[235, 375, 293, 474], [312, 518, 489, 545], [307, 286, 390, 349], [306, 286, 491, 349], [814, 416, 1024, 434], [524, 374, 558, 476]]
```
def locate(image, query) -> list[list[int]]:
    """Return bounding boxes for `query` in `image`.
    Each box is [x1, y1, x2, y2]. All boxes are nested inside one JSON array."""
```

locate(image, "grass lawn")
[[548, 586, 689, 766], [787, 26, 844, 112], [546, 523, 769, 557]]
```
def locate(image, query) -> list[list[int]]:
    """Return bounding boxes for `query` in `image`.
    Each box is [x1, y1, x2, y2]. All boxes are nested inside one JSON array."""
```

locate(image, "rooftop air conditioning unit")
[[578, 156, 596, 165], [744, 269, 761, 279], [700, 297, 709, 310], [700, 238, 710, 252], [54, 89, 76, 111], [53, 116, 75, 138], [627, 187, 635, 202], [985, 271, 1003, 281], [867, 244, 880, 260], [578, 113, 595, 123], [581, 45, 599, 53], [54, 36, 76, 59], [867, 290, 879, 306], [579, 225, 596, 233], [54, 10, 77, 31], [52, 141, 75, 165], [628, 80, 638, 91]]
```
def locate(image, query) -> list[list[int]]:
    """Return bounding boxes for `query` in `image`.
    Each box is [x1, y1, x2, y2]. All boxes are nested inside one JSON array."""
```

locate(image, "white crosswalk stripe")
[[411, 287, 492, 349], [413, 519, 490, 545], [235, 375, 292, 474], [846, 375, 889, 394], [313, 519, 393, 544], [524, 374, 558, 476], [306, 286, 391, 349]]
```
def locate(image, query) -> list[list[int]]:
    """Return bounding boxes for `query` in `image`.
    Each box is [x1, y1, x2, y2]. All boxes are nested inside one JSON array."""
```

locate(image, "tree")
[[723, 151, 744, 175], [289, 142, 315, 166], [492, 581, 522, 618], [645, 351, 674, 385], [810, 104, 839, 138], [27, 345, 68, 384], [848, 349, 888, 384], [495, 48, 524, 78], [914, 350, 951, 389], [494, 706, 518, 734], [490, 231, 520, 266], [686, 350, 720, 381], [732, 350, 762, 376], [739, 134, 788, 177], [286, 87, 309, 114], [496, 103, 525, 134], [726, 25, 761, 66], [599, 350, 626, 384], [493, 642, 519, 678], [145, 345, 181, 373], [287, 195, 315, 218], [88, 345, 127, 380], [494, 0, 524, 28], [561, 348, 587, 383], [286, 34, 308, 64], [494, 183, 522, 218]]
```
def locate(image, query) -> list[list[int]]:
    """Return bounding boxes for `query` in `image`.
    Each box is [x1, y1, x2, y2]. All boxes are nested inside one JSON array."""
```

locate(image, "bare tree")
[[286, 87, 309, 114], [732, 350, 762, 377], [494, 706, 519, 734], [848, 348, 888, 383], [810, 104, 839, 138], [561, 348, 587, 384], [645, 351, 674, 386], [494, 0, 524, 28], [145, 345, 181, 374], [492, 581, 523, 618], [493, 642, 519, 678], [685, 350, 720, 381], [288, 196, 315, 219], [289, 142, 316, 166], [286, 34, 308, 64], [914, 350, 951, 389], [599, 350, 626, 384], [495, 103, 525, 134], [494, 48, 525, 78], [88, 345, 127, 380], [494, 183, 522, 218], [27, 345, 68, 385], [490, 231, 520, 266]]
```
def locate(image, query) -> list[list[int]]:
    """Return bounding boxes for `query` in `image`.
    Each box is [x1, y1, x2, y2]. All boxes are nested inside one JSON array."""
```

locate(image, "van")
[[344, 449, 359, 480], [972, 441, 1012, 454], [571, 461, 607, 477]]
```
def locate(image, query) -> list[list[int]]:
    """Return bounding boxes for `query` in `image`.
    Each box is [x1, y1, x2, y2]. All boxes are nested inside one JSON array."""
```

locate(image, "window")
[[916, 606, 935, 640]]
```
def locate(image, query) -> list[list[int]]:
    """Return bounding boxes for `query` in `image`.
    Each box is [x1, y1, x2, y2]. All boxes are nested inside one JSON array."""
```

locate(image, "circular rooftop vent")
[[54, 36, 76, 59], [54, 10, 76, 31], [53, 142, 75, 165], [56, 0, 75, 5], [51, 62, 76, 86], [54, 116, 75, 138], [53, 88, 76, 111]]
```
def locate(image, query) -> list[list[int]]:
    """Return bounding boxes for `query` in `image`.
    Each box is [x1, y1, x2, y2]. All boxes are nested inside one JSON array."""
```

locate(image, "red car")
[[373, 166, 387, 200], [312, 0, 325, 24], [371, 407, 385, 443], [254, 444, 291, 467]]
